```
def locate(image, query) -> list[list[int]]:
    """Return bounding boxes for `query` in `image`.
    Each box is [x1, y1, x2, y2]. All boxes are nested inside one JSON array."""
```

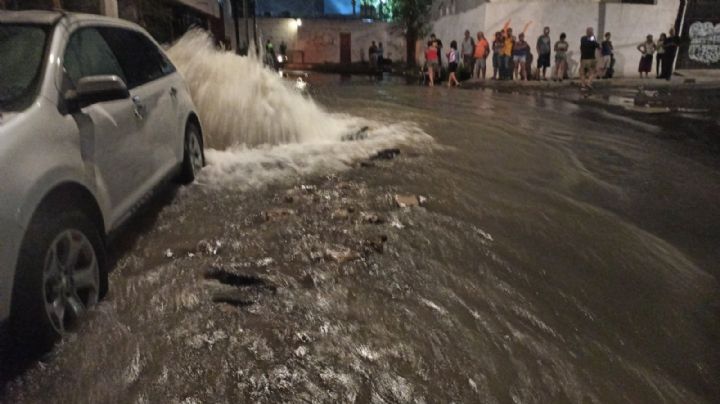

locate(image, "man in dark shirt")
[[579, 27, 599, 89], [536, 27, 552, 80], [600, 32, 614, 78], [661, 27, 679, 80]]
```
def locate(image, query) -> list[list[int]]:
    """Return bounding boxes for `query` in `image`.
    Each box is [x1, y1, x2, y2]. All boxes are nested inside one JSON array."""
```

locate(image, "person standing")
[[425, 40, 439, 87], [369, 41, 378, 68], [513, 33, 530, 80], [447, 41, 461, 87], [501, 28, 515, 80], [377, 42, 385, 70], [637, 35, 656, 78], [599, 32, 614, 78], [553, 32, 569, 81], [580, 27, 600, 89], [430, 33, 444, 80], [536, 26, 552, 80], [492, 31, 503, 80], [461, 30, 476, 71], [656, 33, 666, 78], [661, 28, 679, 80], [473, 31, 490, 80]]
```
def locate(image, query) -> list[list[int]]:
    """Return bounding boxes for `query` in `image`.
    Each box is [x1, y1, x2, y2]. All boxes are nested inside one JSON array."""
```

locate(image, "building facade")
[[428, 0, 684, 77]]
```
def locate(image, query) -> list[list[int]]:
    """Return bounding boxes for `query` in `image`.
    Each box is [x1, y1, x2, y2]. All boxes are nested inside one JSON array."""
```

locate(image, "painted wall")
[[430, 0, 681, 77], [255, 18, 405, 64]]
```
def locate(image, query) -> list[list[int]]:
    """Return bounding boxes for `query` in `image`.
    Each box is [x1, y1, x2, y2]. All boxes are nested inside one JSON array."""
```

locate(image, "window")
[[63, 28, 126, 86], [0, 24, 49, 111], [96, 28, 175, 89]]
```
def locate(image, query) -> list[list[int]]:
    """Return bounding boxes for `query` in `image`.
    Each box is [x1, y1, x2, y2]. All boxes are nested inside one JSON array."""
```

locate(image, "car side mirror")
[[65, 75, 129, 111]]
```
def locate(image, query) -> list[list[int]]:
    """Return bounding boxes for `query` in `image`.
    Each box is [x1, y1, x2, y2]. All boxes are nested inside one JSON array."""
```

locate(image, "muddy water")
[[3, 77, 720, 403]]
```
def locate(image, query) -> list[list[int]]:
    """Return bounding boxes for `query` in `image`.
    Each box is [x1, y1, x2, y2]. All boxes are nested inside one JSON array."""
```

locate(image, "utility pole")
[[99, 0, 118, 17], [243, 0, 250, 54], [252, 0, 258, 55], [232, 0, 241, 54]]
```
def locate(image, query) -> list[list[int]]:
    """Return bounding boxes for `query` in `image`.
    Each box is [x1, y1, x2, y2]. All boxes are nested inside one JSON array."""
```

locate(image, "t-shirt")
[[580, 35, 599, 60], [513, 41, 529, 57], [493, 40, 503, 53], [601, 40, 613, 56], [447, 49, 458, 64], [640, 41, 656, 55], [474, 38, 489, 59], [502, 37, 514, 56], [537, 35, 551, 55], [461, 37, 475, 55], [426, 47, 438, 62], [555, 40, 569, 59]]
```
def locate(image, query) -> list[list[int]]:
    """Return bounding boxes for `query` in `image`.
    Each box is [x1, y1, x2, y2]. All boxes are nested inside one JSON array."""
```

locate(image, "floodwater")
[[3, 48, 720, 403]]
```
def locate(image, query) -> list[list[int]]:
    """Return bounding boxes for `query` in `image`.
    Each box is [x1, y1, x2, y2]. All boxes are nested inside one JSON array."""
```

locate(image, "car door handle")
[[132, 95, 145, 120]]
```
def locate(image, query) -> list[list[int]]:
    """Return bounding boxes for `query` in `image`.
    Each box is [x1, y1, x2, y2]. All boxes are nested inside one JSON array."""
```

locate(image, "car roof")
[[0, 10, 143, 31]]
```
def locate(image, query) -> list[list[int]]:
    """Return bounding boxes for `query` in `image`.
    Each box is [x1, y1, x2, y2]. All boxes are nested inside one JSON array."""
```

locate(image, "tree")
[[391, 0, 432, 67]]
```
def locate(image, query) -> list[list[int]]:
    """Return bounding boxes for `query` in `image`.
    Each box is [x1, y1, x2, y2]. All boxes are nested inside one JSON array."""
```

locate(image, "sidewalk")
[[462, 69, 720, 92]]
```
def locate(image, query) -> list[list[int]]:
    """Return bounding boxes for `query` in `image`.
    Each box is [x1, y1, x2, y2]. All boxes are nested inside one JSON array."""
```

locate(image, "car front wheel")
[[10, 209, 107, 352], [179, 121, 205, 184]]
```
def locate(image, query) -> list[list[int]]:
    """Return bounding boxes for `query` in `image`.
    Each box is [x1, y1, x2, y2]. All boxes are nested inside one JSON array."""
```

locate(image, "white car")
[[0, 10, 204, 351]]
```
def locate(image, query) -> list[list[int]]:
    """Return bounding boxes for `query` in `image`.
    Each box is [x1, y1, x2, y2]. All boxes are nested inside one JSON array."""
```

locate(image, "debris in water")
[[360, 211, 384, 224], [263, 208, 295, 221], [164, 249, 174, 258], [390, 217, 405, 229], [196, 239, 222, 255], [341, 126, 369, 141], [394, 194, 420, 208], [363, 235, 388, 254], [325, 247, 361, 263], [371, 148, 401, 160], [301, 184, 317, 193]]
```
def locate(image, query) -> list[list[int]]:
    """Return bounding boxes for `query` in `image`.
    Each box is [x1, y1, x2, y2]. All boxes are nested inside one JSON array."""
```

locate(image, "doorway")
[[340, 33, 351, 64]]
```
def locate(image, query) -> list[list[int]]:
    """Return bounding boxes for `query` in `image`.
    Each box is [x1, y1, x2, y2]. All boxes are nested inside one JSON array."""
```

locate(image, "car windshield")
[[0, 24, 49, 111]]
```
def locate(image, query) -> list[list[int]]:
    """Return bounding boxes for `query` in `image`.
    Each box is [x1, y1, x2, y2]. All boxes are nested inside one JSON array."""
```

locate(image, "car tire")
[[179, 121, 205, 184], [10, 208, 107, 353]]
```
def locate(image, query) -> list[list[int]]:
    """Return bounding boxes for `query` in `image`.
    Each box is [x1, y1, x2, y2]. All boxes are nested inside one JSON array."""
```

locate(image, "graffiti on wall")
[[688, 21, 720, 65]]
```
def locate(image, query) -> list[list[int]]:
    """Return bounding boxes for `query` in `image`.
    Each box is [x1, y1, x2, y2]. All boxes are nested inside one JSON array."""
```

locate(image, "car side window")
[[63, 28, 126, 86], [97, 27, 175, 89]]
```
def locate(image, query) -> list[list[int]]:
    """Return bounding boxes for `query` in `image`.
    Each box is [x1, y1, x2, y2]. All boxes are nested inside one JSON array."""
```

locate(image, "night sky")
[[325, 0, 352, 15]]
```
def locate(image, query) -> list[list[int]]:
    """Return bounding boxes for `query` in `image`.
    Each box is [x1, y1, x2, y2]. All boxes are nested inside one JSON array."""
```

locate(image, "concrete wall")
[[430, 0, 681, 77], [255, 18, 405, 64]]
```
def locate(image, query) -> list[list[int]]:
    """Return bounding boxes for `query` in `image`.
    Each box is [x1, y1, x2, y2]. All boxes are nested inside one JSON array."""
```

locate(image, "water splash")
[[166, 29, 432, 188], [167, 30, 362, 148]]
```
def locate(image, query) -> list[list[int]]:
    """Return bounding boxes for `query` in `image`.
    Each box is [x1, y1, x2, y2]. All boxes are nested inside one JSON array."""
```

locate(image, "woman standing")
[[553, 33, 569, 81], [425, 40, 439, 87], [492, 32, 503, 80], [512, 33, 530, 81], [656, 33, 666, 78], [637, 35, 656, 78], [447, 41, 461, 87]]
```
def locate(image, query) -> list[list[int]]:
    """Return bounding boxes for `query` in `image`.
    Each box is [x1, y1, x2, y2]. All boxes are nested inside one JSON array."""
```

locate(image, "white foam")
[[166, 30, 432, 188]]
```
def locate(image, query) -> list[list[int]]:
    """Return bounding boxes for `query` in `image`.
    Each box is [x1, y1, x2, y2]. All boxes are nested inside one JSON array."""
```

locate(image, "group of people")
[[636, 28, 680, 79], [424, 24, 681, 89], [368, 41, 385, 69]]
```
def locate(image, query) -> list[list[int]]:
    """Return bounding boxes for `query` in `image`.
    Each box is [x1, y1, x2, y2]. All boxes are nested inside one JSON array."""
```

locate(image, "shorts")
[[448, 62, 458, 73], [537, 53, 551, 68], [580, 59, 597, 74], [474, 58, 486, 68], [428, 61, 439, 70], [513, 55, 527, 64], [601, 55, 612, 68]]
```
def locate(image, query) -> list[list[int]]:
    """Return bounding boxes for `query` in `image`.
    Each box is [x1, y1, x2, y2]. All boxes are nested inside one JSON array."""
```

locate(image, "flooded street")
[[2, 75, 720, 403]]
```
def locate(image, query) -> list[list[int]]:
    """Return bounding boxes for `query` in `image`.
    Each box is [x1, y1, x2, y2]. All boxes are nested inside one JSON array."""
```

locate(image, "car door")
[[97, 28, 180, 183], [62, 27, 150, 225]]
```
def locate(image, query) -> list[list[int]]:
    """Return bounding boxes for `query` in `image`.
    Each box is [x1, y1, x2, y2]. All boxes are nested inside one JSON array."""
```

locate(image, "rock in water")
[[341, 126, 370, 141], [370, 148, 401, 160]]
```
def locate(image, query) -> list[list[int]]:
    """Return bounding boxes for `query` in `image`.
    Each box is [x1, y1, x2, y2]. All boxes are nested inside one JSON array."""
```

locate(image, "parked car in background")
[[0, 10, 205, 352]]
